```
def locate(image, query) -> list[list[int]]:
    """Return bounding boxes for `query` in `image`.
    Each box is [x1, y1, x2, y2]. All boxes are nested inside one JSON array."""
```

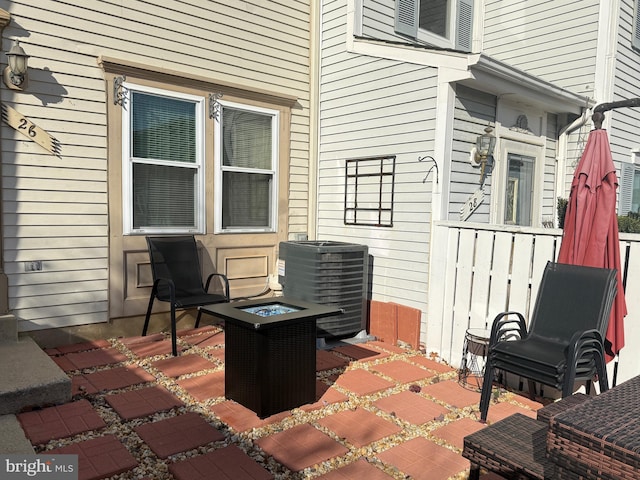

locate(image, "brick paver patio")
[[16, 325, 544, 479]]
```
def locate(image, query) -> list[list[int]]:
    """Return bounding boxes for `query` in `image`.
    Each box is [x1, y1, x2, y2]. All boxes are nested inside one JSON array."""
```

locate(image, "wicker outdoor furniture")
[[464, 377, 640, 480], [200, 297, 342, 418], [547, 375, 640, 479]]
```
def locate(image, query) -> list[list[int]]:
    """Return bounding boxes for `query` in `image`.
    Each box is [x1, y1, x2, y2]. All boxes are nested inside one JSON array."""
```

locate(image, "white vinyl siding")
[[319, 0, 436, 312], [449, 85, 497, 222], [483, 0, 600, 94], [2, 0, 311, 331]]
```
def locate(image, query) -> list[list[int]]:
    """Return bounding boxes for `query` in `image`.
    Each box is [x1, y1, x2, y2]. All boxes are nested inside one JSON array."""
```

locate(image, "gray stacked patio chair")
[[479, 261, 617, 422], [143, 235, 230, 356]]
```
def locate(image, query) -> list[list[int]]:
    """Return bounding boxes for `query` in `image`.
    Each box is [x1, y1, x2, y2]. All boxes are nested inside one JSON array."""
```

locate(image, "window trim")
[[395, 0, 474, 52], [214, 100, 280, 234], [121, 83, 206, 235]]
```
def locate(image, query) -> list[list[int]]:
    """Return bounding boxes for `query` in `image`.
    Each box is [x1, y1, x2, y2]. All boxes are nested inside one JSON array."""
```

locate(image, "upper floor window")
[[122, 84, 205, 234], [395, 0, 474, 51], [215, 101, 279, 233], [619, 153, 640, 215]]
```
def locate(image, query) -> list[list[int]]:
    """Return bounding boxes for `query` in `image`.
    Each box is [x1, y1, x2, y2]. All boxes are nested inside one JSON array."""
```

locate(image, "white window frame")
[[121, 83, 206, 235], [214, 100, 279, 234], [492, 138, 544, 227], [395, 0, 474, 51]]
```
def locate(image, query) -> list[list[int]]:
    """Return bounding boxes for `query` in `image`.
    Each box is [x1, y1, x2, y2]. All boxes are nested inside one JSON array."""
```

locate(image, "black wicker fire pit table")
[[200, 297, 342, 418]]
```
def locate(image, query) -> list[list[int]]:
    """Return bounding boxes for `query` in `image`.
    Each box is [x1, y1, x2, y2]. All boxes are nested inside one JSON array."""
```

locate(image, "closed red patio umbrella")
[[557, 115, 627, 365]]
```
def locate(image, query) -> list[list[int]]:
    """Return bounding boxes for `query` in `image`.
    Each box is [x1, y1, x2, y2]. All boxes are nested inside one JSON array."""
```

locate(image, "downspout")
[[0, 9, 11, 316], [307, 0, 322, 240], [555, 107, 592, 224]]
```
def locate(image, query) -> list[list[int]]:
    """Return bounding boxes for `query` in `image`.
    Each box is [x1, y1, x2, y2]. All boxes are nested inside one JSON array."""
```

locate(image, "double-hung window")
[[122, 84, 205, 234], [395, 0, 474, 51], [215, 101, 279, 232], [620, 153, 640, 215]]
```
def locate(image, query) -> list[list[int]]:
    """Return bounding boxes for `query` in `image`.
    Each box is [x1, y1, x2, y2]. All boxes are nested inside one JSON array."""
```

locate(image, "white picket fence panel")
[[427, 221, 640, 385]]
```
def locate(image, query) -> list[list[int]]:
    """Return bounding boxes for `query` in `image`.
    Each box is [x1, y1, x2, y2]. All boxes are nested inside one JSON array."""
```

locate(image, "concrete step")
[[0, 337, 71, 415], [0, 314, 17, 342], [0, 414, 35, 454]]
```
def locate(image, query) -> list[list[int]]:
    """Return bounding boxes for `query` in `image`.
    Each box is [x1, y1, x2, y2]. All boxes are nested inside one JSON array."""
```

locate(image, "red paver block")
[[372, 360, 435, 384], [316, 349, 349, 371], [334, 369, 394, 396], [55, 340, 112, 354], [392, 302, 421, 350], [177, 370, 225, 401], [316, 458, 393, 479], [407, 355, 456, 374], [256, 424, 349, 472], [83, 365, 155, 392], [18, 399, 106, 445], [374, 390, 450, 425], [169, 444, 273, 480], [210, 400, 290, 433], [72, 375, 99, 396], [49, 434, 138, 480], [377, 436, 469, 480], [127, 339, 181, 357], [368, 300, 398, 345], [134, 412, 224, 458], [421, 380, 480, 408], [152, 354, 217, 377], [120, 333, 165, 346], [300, 381, 349, 412], [318, 408, 402, 448], [105, 385, 183, 420], [330, 343, 389, 362], [366, 341, 407, 354], [62, 348, 128, 370], [431, 417, 485, 449]]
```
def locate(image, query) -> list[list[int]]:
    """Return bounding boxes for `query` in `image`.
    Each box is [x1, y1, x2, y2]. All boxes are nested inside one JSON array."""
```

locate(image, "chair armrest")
[[567, 329, 604, 362], [153, 277, 176, 303], [488, 311, 528, 347], [204, 273, 230, 300]]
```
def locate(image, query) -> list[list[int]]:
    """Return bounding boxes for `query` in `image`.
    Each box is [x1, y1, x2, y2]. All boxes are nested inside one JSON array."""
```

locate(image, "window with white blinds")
[[123, 85, 205, 234], [216, 102, 278, 232]]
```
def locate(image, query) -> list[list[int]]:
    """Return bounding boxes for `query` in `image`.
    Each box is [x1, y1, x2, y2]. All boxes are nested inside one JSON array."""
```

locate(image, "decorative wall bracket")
[[209, 92, 223, 120], [113, 75, 128, 107]]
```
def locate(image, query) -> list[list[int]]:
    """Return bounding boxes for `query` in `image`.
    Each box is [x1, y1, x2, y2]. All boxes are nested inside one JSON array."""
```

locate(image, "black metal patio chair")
[[479, 261, 617, 422], [143, 235, 230, 356]]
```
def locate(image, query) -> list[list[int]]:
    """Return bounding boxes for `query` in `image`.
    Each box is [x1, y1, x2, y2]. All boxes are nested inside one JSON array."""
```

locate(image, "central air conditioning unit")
[[278, 241, 368, 339]]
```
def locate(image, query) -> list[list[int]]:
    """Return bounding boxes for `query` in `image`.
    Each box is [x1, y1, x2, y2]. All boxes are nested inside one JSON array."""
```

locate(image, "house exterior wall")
[[318, 0, 437, 311], [0, 0, 313, 332], [483, 0, 600, 97], [449, 85, 497, 222]]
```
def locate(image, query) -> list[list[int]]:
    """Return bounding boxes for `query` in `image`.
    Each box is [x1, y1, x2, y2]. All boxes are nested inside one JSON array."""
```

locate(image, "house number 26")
[[18, 118, 37, 137]]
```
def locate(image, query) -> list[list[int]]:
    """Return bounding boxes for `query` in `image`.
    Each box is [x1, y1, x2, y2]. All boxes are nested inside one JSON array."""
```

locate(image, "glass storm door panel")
[[505, 153, 535, 225]]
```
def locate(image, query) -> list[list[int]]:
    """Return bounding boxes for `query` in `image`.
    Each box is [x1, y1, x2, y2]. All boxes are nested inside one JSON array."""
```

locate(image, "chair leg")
[[195, 308, 202, 329], [468, 465, 480, 480], [143, 294, 155, 336], [170, 304, 178, 356], [479, 361, 494, 422]]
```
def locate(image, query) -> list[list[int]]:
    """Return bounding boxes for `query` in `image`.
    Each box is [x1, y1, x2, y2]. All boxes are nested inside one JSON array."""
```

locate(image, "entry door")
[[493, 139, 543, 227]]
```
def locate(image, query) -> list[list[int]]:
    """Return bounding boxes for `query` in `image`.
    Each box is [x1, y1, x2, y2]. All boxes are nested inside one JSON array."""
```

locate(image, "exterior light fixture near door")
[[4, 39, 29, 89], [470, 126, 496, 187]]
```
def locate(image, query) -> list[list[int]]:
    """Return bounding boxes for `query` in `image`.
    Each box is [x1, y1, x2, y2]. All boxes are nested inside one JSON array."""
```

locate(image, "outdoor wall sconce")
[[4, 39, 29, 89], [471, 126, 496, 187]]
